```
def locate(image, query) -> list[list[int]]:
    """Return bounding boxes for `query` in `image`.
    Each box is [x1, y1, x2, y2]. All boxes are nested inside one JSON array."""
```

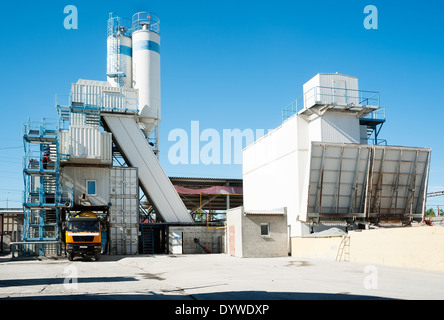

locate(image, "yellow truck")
[[65, 212, 101, 261]]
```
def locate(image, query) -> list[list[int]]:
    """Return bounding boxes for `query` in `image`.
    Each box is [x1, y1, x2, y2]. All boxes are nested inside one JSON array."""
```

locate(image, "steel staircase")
[[22, 120, 67, 255], [141, 226, 154, 254]]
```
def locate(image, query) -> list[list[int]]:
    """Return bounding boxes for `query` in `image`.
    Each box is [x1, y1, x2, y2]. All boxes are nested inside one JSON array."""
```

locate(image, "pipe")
[[206, 195, 226, 230], [193, 238, 211, 253]]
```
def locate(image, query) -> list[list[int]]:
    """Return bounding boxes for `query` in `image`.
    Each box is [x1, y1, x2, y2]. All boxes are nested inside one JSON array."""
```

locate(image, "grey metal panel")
[[109, 225, 138, 255], [307, 142, 431, 222], [103, 114, 194, 223]]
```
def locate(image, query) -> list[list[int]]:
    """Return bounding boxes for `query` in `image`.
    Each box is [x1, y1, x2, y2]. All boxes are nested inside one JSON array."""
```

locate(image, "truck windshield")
[[67, 220, 100, 232]]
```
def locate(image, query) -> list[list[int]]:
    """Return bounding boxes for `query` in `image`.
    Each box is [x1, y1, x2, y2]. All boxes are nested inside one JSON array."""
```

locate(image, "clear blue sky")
[[0, 0, 443, 208]]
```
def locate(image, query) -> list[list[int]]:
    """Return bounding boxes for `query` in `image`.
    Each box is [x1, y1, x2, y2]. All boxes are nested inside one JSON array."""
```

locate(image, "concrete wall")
[[291, 226, 444, 272], [241, 214, 288, 258], [168, 226, 225, 254], [348, 226, 444, 272], [291, 236, 343, 261], [226, 207, 243, 257], [0, 214, 23, 253], [227, 207, 288, 258]]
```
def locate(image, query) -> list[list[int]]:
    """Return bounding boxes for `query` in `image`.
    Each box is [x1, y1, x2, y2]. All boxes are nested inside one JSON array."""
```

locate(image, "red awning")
[[174, 185, 243, 195]]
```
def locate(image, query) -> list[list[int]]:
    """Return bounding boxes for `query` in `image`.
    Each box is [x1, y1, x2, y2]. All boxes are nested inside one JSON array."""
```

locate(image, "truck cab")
[[65, 213, 102, 261]]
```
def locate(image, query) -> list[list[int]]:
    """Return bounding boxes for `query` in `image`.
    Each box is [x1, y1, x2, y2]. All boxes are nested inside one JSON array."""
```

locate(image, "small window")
[[86, 180, 97, 196], [261, 223, 270, 237]]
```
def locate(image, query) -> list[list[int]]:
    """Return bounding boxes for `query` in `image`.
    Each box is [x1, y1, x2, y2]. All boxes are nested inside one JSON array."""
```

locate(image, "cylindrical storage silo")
[[132, 12, 161, 137], [107, 15, 133, 88]]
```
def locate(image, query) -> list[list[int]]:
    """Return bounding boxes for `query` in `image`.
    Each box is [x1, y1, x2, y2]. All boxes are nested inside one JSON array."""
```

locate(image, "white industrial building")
[[227, 73, 431, 256]]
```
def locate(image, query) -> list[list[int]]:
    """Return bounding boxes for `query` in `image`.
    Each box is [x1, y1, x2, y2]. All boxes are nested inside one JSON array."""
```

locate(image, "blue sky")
[[0, 0, 443, 208]]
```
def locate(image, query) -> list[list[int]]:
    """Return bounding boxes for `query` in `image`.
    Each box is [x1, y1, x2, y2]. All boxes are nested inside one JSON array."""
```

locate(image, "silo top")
[[107, 14, 132, 37], [132, 12, 160, 35]]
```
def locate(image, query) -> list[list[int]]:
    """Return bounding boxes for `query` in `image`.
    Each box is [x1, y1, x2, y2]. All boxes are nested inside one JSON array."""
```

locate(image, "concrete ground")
[[1, 253, 444, 300]]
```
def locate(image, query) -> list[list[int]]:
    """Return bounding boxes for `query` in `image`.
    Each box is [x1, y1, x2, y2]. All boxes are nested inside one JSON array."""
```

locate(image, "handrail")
[[282, 86, 381, 122], [65, 92, 139, 114]]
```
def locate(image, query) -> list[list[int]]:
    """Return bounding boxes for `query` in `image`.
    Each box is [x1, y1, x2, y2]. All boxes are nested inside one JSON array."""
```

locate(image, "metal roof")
[[244, 209, 286, 216], [169, 176, 243, 214], [0, 208, 23, 215]]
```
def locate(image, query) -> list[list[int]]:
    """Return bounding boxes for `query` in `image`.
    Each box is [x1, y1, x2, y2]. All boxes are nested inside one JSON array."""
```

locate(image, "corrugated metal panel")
[[109, 199, 138, 224], [69, 126, 101, 159], [319, 112, 360, 144], [71, 80, 138, 111], [109, 167, 139, 226], [103, 114, 194, 223], [59, 130, 69, 155], [307, 142, 431, 222], [101, 132, 112, 164], [109, 225, 138, 255], [61, 126, 111, 164], [303, 74, 360, 108], [71, 113, 86, 126], [110, 167, 138, 196]]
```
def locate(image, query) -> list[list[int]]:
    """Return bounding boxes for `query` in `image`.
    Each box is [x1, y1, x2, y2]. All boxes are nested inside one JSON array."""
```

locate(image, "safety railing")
[[107, 14, 132, 37], [282, 87, 381, 122], [23, 151, 57, 173], [303, 86, 380, 109], [23, 119, 58, 139], [59, 187, 74, 207], [58, 92, 139, 116], [132, 11, 160, 34], [360, 138, 388, 146], [23, 183, 73, 208], [361, 107, 386, 122]]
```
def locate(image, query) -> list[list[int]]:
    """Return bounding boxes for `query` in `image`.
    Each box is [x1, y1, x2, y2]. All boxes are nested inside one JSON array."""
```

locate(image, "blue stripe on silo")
[[133, 40, 160, 54], [120, 45, 132, 57]]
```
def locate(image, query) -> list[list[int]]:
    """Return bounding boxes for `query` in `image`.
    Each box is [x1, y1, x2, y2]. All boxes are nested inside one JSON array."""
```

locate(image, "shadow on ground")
[[0, 290, 394, 300]]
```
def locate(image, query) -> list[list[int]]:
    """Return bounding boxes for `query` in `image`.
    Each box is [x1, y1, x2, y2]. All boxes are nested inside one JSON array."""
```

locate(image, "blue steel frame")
[[22, 119, 74, 255]]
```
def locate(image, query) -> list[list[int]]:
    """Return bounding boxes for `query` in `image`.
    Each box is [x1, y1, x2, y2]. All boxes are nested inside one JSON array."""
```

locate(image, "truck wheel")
[[67, 252, 74, 261], [94, 252, 101, 261]]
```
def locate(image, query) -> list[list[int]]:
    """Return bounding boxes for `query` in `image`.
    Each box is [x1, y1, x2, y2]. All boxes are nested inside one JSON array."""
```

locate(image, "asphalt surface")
[[1, 253, 444, 300]]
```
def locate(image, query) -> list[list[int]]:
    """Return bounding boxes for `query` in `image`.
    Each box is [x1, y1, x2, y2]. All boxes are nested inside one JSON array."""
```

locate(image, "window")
[[86, 180, 97, 196], [261, 223, 270, 237]]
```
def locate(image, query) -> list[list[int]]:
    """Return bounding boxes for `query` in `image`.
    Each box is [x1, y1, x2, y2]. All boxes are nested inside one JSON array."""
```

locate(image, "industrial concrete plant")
[[19, 11, 199, 258], [15, 11, 432, 262]]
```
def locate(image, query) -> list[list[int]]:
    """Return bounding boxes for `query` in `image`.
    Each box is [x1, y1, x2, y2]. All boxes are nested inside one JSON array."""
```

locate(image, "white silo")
[[131, 12, 161, 137], [107, 14, 133, 88]]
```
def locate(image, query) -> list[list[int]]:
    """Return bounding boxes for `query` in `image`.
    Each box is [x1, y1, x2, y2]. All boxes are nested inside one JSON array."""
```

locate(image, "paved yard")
[[1, 253, 444, 300]]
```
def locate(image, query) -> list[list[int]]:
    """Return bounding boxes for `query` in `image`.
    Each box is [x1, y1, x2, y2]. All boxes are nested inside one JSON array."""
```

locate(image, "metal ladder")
[[336, 235, 350, 262], [141, 226, 154, 254], [107, 35, 125, 88]]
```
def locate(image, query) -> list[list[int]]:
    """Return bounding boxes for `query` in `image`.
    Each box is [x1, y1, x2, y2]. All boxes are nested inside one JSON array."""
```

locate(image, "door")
[[332, 80, 347, 105], [170, 231, 183, 254]]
